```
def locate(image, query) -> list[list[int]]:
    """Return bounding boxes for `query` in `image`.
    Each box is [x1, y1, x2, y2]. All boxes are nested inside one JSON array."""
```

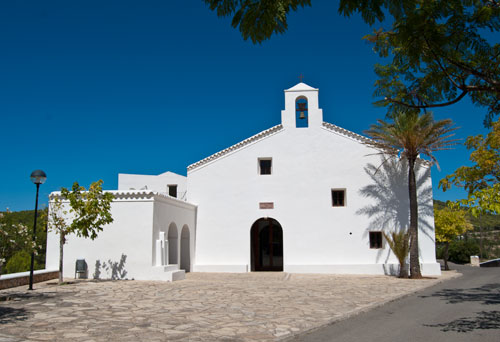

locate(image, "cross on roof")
[[298, 74, 304, 82]]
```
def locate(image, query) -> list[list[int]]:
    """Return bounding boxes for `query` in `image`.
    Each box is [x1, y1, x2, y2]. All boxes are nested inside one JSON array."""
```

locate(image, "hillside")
[[434, 200, 500, 260], [434, 200, 500, 231], [0, 208, 47, 274]]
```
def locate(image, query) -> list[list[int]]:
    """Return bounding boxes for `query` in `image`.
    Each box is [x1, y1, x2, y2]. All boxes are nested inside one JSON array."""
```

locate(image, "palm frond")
[[364, 111, 459, 165]]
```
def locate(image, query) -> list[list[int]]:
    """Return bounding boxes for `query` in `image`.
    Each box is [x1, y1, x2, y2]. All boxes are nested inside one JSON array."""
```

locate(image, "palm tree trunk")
[[59, 231, 64, 284], [399, 259, 408, 278], [408, 158, 422, 279]]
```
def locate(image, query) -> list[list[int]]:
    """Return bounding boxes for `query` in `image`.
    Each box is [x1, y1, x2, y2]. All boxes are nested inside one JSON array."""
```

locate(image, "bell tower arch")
[[281, 82, 323, 128]]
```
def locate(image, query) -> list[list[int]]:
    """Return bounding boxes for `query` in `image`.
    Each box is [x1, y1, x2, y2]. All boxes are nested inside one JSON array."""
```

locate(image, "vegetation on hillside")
[[434, 200, 500, 231], [434, 200, 500, 261], [0, 208, 47, 274]]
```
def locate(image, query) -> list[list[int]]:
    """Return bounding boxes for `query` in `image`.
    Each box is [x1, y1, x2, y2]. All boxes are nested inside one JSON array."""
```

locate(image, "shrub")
[[4, 250, 41, 274], [447, 239, 480, 264], [436, 244, 445, 259]]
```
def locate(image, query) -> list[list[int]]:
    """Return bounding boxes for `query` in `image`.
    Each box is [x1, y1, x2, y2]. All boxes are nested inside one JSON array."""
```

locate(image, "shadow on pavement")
[[425, 310, 500, 333], [0, 291, 62, 302], [420, 283, 500, 305], [0, 306, 28, 324]]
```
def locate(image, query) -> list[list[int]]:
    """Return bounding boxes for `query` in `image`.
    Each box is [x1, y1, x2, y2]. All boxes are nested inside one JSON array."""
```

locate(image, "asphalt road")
[[289, 263, 500, 342]]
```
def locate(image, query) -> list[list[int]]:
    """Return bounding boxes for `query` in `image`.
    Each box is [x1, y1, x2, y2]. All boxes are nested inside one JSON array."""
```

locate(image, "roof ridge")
[[321, 121, 372, 143], [322, 122, 432, 166], [50, 189, 156, 199], [49, 190, 196, 203], [187, 124, 283, 172]]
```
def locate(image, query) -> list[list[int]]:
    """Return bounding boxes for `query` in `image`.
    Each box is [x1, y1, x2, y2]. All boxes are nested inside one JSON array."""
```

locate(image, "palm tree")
[[383, 230, 410, 278], [365, 111, 458, 278]]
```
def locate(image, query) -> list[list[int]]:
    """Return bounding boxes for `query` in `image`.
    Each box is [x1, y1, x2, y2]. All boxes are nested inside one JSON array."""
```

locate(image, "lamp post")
[[29, 170, 47, 290]]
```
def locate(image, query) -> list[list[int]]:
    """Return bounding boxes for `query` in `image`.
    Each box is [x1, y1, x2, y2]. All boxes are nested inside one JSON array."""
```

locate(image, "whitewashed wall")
[[187, 83, 440, 276], [118, 172, 187, 200], [46, 191, 196, 281]]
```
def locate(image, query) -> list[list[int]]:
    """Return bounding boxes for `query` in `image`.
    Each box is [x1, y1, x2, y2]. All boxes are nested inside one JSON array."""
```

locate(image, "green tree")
[[203, 0, 311, 43], [342, 1, 500, 125], [365, 110, 458, 278], [434, 206, 473, 270], [383, 229, 410, 278], [0, 210, 39, 276], [205, 1, 500, 124], [49, 180, 114, 284], [0, 208, 47, 272], [441, 119, 500, 222], [441, 120, 500, 194]]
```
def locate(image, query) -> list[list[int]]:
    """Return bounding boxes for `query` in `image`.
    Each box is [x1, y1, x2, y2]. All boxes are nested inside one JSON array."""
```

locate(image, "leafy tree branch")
[[204, 0, 500, 124], [49, 180, 114, 284]]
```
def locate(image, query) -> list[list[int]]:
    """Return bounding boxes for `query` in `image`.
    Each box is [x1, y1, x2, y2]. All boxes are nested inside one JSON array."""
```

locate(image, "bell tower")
[[281, 82, 323, 128]]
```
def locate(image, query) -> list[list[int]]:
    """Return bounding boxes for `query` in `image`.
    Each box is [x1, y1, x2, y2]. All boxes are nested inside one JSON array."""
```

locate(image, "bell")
[[297, 102, 307, 119]]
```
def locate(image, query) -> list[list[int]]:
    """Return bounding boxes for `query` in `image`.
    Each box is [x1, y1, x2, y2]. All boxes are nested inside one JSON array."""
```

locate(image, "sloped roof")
[[187, 124, 284, 171], [321, 122, 371, 144], [285, 82, 318, 92], [158, 171, 186, 178], [187, 122, 376, 172], [49, 190, 196, 207]]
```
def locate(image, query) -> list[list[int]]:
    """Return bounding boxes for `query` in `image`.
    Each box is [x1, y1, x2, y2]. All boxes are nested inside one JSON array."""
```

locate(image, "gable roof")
[[186, 120, 432, 172], [187, 121, 375, 172], [321, 122, 371, 144], [187, 124, 284, 172], [285, 82, 318, 92], [158, 171, 186, 178]]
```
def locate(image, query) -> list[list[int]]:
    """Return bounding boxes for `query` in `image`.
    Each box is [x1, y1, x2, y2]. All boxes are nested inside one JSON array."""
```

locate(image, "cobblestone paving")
[[0, 272, 459, 342]]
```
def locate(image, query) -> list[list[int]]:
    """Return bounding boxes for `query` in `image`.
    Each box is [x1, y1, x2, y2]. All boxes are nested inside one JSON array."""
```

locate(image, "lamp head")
[[30, 170, 47, 185]]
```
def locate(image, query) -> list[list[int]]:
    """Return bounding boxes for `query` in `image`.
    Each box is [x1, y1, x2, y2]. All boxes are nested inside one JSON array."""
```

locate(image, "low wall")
[[0, 269, 59, 290]]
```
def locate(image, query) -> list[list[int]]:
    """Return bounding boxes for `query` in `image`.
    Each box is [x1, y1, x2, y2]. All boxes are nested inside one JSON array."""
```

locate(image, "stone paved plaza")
[[0, 272, 459, 342]]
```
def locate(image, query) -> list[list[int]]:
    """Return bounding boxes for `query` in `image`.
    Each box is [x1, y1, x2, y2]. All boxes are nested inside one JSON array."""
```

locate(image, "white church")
[[46, 83, 441, 281]]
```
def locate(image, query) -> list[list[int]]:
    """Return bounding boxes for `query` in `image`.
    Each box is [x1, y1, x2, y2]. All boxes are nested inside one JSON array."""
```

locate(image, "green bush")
[[4, 250, 41, 274], [448, 239, 480, 264], [436, 244, 444, 259]]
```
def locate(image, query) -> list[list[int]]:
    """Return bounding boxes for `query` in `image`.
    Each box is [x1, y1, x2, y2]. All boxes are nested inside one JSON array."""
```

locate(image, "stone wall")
[[0, 270, 59, 290]]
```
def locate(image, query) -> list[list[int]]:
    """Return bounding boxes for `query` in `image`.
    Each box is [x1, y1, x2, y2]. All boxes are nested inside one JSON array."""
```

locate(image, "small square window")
[[331, 189, 346, 207], [168, 185, 177, 198], [369, 231, 383, 249], [259, 158, 272, 175]]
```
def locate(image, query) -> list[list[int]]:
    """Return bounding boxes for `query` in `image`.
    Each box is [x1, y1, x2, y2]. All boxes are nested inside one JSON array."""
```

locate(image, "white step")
[[164, 264, 180, 272], [170, 270, 185, 281]]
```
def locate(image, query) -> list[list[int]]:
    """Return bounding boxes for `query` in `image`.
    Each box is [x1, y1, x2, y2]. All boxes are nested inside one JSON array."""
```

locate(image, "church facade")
[[46, 83, 441, 281]]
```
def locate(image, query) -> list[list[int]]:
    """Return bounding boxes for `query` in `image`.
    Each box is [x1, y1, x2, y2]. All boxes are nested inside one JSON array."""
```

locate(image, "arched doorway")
[[180, 225, 190, 272], [250, 218, 283, 271]]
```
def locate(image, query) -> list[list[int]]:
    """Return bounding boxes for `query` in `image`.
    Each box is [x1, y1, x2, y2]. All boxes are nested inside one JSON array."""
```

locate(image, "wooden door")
[[251, 218, 283, 271]]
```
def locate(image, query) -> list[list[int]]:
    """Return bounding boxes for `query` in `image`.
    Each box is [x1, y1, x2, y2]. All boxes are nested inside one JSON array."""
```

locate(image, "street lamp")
[[29, 169, 47, 290]]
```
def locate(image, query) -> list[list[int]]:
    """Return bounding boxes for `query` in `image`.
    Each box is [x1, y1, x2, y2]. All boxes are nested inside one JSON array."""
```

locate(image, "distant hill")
[[434, 200, 500, 231], [0, 208, 48, 230]]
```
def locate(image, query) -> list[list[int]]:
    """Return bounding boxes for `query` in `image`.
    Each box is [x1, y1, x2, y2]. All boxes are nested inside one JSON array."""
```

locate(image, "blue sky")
[[0, 0, 491, 211]]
